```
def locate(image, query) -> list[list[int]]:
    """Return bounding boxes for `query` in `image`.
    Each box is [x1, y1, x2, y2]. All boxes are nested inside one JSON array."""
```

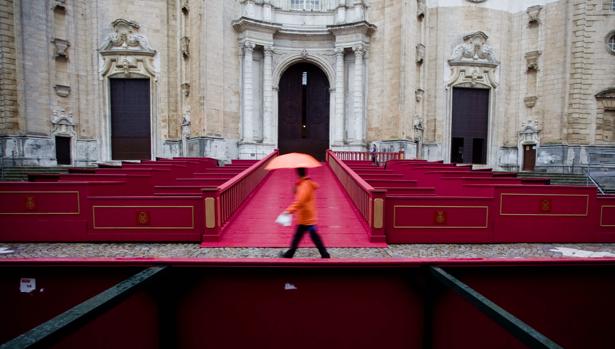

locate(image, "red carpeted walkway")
[[201, 164, 386, 248]]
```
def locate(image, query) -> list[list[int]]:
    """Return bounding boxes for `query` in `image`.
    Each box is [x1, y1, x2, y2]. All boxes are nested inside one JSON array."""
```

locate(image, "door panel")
[[110, 79, 151, 160], [523, 145, 536, 171], [278, 63, 329, 161]]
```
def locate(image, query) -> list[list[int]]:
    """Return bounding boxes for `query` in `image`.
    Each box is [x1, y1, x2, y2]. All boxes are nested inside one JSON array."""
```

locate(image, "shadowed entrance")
[[278, 63, 330, 161]]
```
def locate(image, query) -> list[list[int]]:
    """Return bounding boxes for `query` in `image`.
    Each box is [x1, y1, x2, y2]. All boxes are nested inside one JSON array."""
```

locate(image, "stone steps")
[[0, 167, 70, 181]]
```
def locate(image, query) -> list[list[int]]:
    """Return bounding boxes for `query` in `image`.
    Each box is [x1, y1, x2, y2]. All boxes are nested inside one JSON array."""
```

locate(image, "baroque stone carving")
[[417, 0, 426, 19], [51, 38, 70, 59], [413, 116, 424, 143], [519, 120, 541, 144], [54, 84, 70, 97], [525, 50, 541, 71], [416, 43, 425, 64], [415, 89, 424, 103], [181, 82, 190, 97], [524, 96, 538, 108], [449, 31, 499, 67], [99, 19, 155, 54], [51, 108, 75, 136], [181, 36, 190, 58], [99, 19, 157, 78], [527, 5, 542, 25], [52, 0, 66, 12]]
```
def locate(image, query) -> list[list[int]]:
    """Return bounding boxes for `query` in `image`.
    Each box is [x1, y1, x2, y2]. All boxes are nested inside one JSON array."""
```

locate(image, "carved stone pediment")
[[99, 19, 157, 78], [99, 19, 155, 56], [596, 88, 615, 111], [449, 31, 499, 67], [51, 108, 75, 135]]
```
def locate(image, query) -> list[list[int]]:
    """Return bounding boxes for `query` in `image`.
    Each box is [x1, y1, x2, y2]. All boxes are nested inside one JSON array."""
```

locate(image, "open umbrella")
[[265, 152, 322, 170]]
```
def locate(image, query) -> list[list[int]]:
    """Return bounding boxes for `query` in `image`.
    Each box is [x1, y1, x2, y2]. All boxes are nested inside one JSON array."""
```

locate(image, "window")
[[607, 32, 615, 55], [290, 0, 322, 11], [612, 0, 615, 11]]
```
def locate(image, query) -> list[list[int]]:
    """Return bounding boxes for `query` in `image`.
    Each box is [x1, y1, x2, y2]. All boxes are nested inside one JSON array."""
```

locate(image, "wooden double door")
[[451, 87, 489, 164], [278, 63, 330, 161], [110, 78, 151, 160]]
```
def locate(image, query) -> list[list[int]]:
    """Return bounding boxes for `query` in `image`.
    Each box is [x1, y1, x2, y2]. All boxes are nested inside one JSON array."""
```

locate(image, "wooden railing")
[[331, 151, 404, 165], [326, 150, 386, 242], [202, 150, 278, 241]]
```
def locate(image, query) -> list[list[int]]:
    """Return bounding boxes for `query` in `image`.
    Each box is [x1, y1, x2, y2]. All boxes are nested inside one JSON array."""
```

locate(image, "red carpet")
[[201, 165, 386, 248]]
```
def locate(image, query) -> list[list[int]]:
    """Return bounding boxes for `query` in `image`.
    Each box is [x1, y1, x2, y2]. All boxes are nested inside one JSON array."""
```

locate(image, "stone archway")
[[277, 62, 330, 160]]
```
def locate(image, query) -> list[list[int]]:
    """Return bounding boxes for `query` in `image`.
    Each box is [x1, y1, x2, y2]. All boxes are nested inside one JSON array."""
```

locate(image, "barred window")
[[290, 0, 322, 11], [612, 0, 615, 11]]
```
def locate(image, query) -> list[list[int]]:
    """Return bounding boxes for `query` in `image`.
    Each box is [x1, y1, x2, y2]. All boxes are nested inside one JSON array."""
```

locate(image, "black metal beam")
[[0, 266, 167, 349], [429, 266, 563, 349]]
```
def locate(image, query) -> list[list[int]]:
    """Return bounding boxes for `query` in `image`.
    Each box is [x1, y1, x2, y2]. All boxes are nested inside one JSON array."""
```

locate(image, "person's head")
[[296, 167, 306, 178]]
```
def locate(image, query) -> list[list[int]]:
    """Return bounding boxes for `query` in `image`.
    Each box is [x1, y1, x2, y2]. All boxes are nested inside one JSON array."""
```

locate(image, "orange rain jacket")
[[286, 177, 319, 226]]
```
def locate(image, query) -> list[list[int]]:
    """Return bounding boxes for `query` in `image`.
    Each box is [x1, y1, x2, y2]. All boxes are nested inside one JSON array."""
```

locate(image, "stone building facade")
[[0, 0, 614, 170]]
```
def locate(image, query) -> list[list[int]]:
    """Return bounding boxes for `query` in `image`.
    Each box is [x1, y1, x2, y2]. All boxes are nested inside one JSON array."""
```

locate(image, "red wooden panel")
[[92, 205, 195, 230], [0, 191, 79, 215], [393, 205, 489, 229], [500, 193, 589, 216]]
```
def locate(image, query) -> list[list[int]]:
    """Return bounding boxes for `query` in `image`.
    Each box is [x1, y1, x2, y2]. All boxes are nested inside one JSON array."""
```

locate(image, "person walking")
[[280, 167, 330, 258]]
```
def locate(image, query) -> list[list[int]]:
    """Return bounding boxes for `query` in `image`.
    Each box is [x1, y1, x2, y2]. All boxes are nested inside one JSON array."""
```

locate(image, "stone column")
[[263, 45, 273, 144], [334, 47, 345, 144], [352, 44, 365, 144], [242, 41, 255, 142]]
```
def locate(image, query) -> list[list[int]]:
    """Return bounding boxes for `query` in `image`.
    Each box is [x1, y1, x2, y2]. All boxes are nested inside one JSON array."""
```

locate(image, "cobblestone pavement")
[[1, 243, 615, 259]]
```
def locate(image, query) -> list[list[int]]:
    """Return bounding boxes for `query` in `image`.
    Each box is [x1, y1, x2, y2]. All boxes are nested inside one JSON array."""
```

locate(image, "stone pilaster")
[[0, 0, 19, 134], [334, 47, 345, 144], [242, 41, 255, 142], [352, 45, 365, 144], [263, 45, 273, 144]]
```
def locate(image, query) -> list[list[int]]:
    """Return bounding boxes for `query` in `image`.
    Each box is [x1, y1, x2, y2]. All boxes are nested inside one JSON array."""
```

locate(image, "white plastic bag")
[[275, 212, 292, 227]]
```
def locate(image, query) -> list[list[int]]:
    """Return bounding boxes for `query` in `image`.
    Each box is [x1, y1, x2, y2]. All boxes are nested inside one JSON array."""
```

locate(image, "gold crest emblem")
[[25, 196, 36, 211], [540, 199, 551, 213], [434, 210, 446, 224], [137, 211, 150, 225]]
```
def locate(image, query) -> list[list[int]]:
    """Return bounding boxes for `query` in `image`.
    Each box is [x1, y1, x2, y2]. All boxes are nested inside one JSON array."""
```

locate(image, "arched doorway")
[[278, 63, 330, 161]]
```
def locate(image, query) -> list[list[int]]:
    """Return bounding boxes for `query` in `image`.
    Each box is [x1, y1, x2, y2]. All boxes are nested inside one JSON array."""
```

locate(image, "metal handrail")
[[584, 168, 606, 195]]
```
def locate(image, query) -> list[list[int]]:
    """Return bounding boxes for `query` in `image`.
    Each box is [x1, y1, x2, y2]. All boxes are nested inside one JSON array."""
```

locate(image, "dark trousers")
[[283, 224, 330, 258]]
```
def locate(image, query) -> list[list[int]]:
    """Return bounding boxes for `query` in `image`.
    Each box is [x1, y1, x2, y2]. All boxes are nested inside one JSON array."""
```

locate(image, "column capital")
[[335, 47, 345, 56], [242, 40, 256, 52], [264, 45, 273, 56], [353, 44, 366, 57]]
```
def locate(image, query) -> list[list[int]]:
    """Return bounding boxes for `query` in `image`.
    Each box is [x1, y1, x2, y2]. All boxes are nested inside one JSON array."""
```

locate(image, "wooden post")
[[369, 189, 387, 242], [202, 187, 221, 241]]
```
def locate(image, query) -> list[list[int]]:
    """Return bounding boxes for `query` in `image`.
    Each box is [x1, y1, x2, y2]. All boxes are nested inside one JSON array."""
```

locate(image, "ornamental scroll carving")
[[51, 108, 76, 136], [449, 31, 499, 67], [519, 120, 541, 145], [447, 31, 499, 88], [99, 19, 157, 78]]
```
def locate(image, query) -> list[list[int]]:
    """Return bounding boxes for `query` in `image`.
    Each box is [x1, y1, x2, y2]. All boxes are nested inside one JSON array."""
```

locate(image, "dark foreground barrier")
[[1, 259, 614, 349]]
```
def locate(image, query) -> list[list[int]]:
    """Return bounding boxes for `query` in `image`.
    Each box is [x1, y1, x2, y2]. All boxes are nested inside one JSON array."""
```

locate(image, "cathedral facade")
[[1, 0, 614, 170]]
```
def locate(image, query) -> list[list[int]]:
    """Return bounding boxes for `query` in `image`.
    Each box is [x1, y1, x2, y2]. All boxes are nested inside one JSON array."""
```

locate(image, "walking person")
[[280, 167, 330, 258], [371, 143, 378, 167]]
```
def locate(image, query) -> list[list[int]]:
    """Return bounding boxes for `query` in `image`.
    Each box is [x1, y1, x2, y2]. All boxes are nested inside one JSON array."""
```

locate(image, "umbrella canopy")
[[265, 152, 322, 170]]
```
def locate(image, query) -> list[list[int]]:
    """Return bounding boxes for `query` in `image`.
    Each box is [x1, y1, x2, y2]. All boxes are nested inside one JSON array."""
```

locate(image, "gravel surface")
[[1, 243, 615, 259]]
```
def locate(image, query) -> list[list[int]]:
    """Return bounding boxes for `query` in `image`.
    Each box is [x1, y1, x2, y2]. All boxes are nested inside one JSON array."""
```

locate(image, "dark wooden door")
[[451, 87, 489, 164], [55, 136, 71, 165], [523, 144, 536, 171], [110, 79, 151, 160], [278, 63, 330, 161]]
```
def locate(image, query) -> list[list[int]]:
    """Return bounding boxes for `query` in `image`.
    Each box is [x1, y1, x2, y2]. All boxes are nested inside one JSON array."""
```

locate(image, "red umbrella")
[[265, 152, 322, 170]]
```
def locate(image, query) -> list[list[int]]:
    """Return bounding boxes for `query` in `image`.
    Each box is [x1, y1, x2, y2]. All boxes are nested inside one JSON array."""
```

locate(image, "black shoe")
[[321, 253, 331, 259], [279, 251, 292, 258]]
